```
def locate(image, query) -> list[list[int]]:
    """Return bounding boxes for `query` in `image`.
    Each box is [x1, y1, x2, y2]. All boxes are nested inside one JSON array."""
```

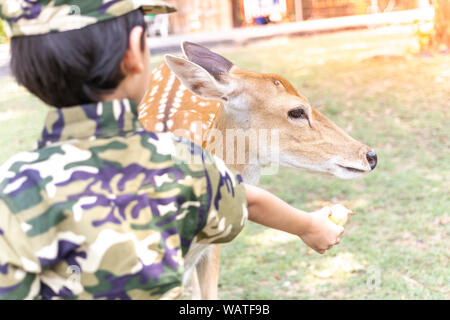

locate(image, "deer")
[[138, 42, 378, 300]]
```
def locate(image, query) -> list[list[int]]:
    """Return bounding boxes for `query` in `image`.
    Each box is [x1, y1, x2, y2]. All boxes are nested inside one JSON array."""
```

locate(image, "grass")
[[0, 20, 8, 44], [0, 77, 49, 162], [1, 26, 449, 299]]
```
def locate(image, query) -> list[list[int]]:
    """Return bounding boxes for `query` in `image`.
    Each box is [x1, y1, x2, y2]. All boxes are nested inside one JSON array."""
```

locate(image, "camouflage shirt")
[[0, 99, 248, 300]]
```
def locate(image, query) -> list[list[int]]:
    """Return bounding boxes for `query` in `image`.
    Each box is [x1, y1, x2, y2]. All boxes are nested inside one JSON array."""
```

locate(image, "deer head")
[[160, 42, 377, 180]]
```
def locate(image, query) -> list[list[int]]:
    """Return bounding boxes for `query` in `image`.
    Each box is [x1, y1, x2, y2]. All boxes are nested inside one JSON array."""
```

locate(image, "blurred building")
[[163, 0, 234, 34], [159, 0, 424, 35]]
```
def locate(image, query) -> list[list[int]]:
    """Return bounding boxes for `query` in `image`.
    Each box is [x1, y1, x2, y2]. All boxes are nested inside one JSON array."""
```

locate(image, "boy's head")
[[0, 0, 176, 107]]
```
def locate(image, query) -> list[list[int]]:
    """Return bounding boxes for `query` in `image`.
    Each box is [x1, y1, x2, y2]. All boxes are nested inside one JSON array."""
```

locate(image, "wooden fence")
[[162, 0, 422, 34]]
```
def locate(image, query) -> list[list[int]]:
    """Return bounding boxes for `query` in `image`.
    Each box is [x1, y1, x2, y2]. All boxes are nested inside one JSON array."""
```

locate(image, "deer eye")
[[273, 80, 281, 86], [288, 108, 307, 120]]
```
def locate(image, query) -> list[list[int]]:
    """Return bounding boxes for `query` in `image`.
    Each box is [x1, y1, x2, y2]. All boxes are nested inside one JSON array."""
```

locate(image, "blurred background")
[[0, 0, 448, 299], [149, 0, 425, 36]]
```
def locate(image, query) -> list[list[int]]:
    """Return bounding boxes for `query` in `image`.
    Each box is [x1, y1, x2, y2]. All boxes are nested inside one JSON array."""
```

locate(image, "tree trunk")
[[432, 0, 450, 50]]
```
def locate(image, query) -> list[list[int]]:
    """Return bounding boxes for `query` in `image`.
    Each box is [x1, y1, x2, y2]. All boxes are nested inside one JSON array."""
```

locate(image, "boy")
[[0, 0, 344, 300]]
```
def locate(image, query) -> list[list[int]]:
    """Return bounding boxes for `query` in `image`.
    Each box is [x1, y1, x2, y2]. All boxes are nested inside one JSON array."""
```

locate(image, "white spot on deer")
[[174, 97, 182, 104], [164, 74, 176, 93], [150, 85, 159, 97], [153, 69, 163, 82], [155, 122, 164, 132], [159, 97, 168, 106], [140, 104, 149, 113], [167, 120, 174, 129], [191, 95, 198, 103], [176, 89, 185, 98], [139, 111, 148, 119], [190, 122, 200, 133]]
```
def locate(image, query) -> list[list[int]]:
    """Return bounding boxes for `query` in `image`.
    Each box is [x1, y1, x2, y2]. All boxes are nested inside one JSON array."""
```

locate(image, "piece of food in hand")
[[328, 204, 355, 226]]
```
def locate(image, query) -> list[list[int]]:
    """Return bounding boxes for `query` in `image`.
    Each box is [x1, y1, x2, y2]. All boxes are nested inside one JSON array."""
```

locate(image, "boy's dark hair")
[[11, 9, 147, 108]]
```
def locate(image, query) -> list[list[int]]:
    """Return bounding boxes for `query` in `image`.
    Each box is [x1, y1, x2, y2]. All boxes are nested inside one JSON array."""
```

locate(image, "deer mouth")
[[337, 165, 367, 174]]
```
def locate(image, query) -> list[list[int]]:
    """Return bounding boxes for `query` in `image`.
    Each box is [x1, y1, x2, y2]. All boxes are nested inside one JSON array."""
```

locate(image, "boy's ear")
[[122, 26, 145, 74], [165, 54, 228, 101]]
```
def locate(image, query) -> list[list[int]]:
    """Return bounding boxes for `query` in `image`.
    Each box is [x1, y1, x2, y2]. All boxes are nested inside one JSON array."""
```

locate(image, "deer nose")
[[366, 151, 378, 170]]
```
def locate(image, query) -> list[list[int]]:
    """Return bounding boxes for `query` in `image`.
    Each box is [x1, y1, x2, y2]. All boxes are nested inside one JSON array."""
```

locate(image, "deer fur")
[[138, 42, 376, 299]]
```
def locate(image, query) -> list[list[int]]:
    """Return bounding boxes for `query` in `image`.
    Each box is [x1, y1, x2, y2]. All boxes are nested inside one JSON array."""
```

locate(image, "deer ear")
[[182, 42, 233, 81], [165, 54, 227, 101]]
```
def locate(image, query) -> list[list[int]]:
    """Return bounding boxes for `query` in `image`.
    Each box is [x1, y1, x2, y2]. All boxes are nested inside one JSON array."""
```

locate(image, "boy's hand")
[[329, 204, 355, 226], [300, 207, 345, 254], [245, 184, 347, 255]]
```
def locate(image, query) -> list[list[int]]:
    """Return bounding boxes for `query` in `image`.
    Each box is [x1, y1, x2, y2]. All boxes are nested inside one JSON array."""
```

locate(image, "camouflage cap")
[[0, 0, 176, 37]]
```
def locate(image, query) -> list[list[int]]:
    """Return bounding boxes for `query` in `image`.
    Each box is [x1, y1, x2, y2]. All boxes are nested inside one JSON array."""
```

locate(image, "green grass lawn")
[[0, 26, 448, 299]]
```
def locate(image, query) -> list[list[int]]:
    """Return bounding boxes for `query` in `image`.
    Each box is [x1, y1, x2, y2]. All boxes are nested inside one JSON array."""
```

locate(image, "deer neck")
[[213, 102, 250, 131], [208, 103, 261, 186]]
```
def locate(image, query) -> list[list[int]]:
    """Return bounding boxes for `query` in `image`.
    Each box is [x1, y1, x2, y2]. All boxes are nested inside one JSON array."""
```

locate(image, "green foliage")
[[0, 20, 7, 44]]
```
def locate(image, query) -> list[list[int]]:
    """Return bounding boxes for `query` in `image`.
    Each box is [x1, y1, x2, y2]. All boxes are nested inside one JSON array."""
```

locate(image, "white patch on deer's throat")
[[224, 95, 251, 129]]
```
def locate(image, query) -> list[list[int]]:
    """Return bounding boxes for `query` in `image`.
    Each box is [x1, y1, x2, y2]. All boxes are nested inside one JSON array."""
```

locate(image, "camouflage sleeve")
[[0, 262, 39, 300], [0, 131, 248, 300], [194, 153, 248, 244], [0, 201, 40, 300]]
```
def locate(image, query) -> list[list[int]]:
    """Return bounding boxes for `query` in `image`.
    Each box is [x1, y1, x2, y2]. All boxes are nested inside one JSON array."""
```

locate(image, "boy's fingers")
[[336, 226, 345, 237], [332, 226, 344, 245]]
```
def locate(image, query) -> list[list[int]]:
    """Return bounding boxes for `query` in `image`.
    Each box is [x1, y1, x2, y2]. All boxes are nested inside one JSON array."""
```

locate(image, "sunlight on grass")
[[308, 252, 365, 278], [0, 81, 23, 99], [245, 229, 298, 247], [0, 110, 14, 121], [303, 252, 366, 287]]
